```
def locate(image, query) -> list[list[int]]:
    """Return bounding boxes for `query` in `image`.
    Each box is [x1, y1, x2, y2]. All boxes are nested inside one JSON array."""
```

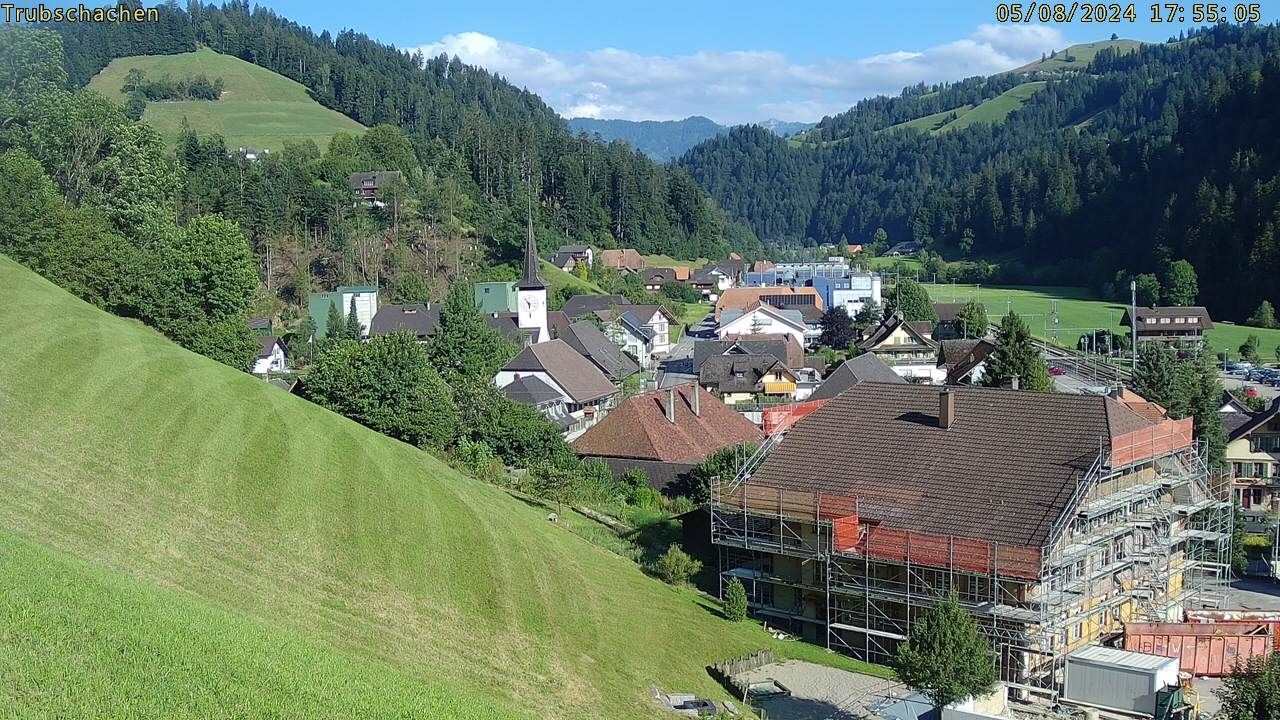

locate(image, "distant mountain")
[[567, 116, 815, 162], [755, 118, 815, 137]]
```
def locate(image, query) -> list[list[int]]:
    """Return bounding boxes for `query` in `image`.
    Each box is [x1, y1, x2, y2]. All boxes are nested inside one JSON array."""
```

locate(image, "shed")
[[1064, 646, 1180, 716]]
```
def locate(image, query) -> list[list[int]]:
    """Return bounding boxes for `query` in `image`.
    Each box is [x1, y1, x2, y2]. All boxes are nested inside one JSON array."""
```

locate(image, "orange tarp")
[[1110, 417, 1193, 466], [762, 400, 827, 435]]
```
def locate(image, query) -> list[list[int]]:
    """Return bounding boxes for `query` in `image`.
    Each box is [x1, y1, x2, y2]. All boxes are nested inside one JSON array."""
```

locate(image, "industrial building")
[[710, 384, 1232, 696]]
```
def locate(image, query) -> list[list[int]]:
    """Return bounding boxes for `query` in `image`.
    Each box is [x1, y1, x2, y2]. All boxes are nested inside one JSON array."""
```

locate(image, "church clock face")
[[523, 295, 541, 312]]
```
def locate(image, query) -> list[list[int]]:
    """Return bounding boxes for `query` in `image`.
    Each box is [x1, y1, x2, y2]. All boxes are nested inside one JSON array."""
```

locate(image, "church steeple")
[[519, 205, 544, 290]]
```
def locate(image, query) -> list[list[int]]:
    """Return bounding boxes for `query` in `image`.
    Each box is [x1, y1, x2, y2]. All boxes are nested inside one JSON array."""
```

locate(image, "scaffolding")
[[710, 417, 1232, 697]]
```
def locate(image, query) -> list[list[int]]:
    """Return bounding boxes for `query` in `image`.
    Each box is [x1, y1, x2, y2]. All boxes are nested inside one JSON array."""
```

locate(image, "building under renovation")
[[710, 384, 1232, 697]]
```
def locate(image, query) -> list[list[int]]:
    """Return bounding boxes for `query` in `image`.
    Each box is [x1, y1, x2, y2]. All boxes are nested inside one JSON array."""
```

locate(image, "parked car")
[[1049, 366, 1066, 377]]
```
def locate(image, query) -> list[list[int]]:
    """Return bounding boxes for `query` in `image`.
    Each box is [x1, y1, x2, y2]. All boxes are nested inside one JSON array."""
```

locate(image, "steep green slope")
[[941, 82, 1047, 132], [1011, 39, 1143, 74], [86, 47, 365, 151], [0, 255, 860, 718]]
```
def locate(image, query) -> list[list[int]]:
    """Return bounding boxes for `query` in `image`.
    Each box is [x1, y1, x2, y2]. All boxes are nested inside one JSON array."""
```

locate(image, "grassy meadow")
[[922, 282, 1280, 357], [86, 47, 365, 152], [0, 255, 884, 718]]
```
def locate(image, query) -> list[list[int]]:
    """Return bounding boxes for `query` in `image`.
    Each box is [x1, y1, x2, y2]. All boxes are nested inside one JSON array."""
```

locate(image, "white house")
[[252, 336, 288, 376], [601, 304, 673, 368], [716, 302, 807, 348]]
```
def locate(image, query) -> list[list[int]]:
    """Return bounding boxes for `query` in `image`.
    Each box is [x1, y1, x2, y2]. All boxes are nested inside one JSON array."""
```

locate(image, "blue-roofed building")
[[742, 263, 882, 317]]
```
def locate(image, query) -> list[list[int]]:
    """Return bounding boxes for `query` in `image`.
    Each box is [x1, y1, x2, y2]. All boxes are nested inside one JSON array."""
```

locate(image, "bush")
[[652, 544, 701, 585], [723, 577, 748, 621]]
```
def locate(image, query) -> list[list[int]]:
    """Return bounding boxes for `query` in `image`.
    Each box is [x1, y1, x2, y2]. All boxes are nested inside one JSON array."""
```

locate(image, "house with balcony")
[[856, 312, 943, 382], [1120, 306, 1213, 346], [710, 384, 1232, 695], [1227, 398, 1280, 514]]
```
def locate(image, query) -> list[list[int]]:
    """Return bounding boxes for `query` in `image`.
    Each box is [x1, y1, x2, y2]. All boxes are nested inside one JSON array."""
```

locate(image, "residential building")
[[603, 305, 674, 363], [937, 338, 996, 385], [369, 303, 440, 342], [717, 302, 808, 348], [856, 312, 942, 382], [932, 302, 986, 341], [572, 383, 763, 490], [562, 294, 630, 320], [516, 216, 550, 344], [502, 376, 575, 432], [348, 171, 402, 207], [742, 265, 881, 317], [1120, 307, 1213, 346], [1226, 398, 1280, 513], [494, 339, 619, 432], [698, 354, 800, 407], [807, 353, 905, 401], [248, 317, 273, 335], [710, 384, 1231, 693], [308, 285, 379, 339], [715, 287, 823, 323], [251, 336, 288, 375], [695, 335, 804, 373], [474, 281, 517, 314], [642, 267, 678, 291], [886, 240, 922, 256], [548, 314, 641, 384], [555, 244, 594, 267], [600, 248, 646, 273]]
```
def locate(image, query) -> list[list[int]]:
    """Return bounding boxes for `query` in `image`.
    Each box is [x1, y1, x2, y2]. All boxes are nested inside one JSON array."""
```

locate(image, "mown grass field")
[[921, 282, 1280, 357], [0, 255, 885, 718], [882, 81, 1046, 136], [541, 260, 606, 295], [641, 253, 707, 269], [1011, 39, 1143, 74], [86, 47, 365, 152]]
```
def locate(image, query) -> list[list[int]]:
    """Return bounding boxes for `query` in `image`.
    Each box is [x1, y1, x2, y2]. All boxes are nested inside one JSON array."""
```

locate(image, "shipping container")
[[1184, 610, 1280, 650], [1124, 622, 1273, 676], [1064, 646, 1181, 716]]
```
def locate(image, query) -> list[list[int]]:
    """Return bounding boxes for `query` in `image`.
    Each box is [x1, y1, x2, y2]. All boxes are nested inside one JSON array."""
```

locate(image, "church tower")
[[516, 209, 549, 344]]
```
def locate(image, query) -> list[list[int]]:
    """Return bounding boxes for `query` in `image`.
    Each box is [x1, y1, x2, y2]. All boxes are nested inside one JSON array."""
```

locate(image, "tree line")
[[680, 24, 1280, 323]]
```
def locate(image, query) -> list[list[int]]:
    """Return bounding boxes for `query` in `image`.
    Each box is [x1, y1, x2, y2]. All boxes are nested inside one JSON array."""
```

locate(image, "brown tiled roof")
[[573, 383, 763, 463], [699, 355, 796, 394], [937, 339, 995, 384], [1120, 306, 1214, 330], [715, 287, 823, 321], [501, 339, 619, 404], [747, 384, 1157, 548], [719, 334, 804, 368], [599, 248, 646, 271]]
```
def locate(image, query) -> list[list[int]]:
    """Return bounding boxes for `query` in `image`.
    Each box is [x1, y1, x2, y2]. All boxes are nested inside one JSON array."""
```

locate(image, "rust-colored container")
[[1185, 610, 1280, 651], [1124, 622, 1273, 676]]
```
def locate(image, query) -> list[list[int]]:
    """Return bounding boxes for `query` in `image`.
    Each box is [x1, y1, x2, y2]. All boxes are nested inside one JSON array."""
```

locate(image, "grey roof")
[[858, 313, 936, 351], [698, 354, 795, 394], [617, 311, 655, 342], [248, 317, 271, 330], [484, 312, 532, 343], [554, 319, 641, 382], [348, 171, 402, 191], [502, 375, 564, 406], [369, 304, 439, 339], [519, 212, 545, 290], [1121, 306, 1214, 330], [501, 339, 619, 404], [720, 306, 806, 330], [937, 339, 996, 385], [562, 294, 631, 320], [557, 244, 591, 254], [808, 353, 905, 401], [1227, 397, 1280, 442], [693, 337, 794, 373], [256, 335, 284, 359]]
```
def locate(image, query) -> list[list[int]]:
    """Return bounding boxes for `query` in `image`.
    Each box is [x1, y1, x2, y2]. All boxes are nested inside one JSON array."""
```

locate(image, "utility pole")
[[1130, 279, 1138, 375]]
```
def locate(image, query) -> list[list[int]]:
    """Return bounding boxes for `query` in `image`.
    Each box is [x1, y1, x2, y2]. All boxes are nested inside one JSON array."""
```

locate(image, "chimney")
[[690, 383, 701, 416], [939, 388, 956, 430], [666, 388, 677, 424], [1010, 374, 1020, 391]]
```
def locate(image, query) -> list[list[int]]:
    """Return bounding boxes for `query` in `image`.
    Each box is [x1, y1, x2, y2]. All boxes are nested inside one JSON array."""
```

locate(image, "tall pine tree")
[[981, 311, 1051, 392]]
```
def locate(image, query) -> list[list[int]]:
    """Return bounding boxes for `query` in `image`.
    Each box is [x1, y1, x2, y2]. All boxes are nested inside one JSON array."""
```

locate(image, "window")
[[1159, 317, 1171, 324], [1174, 317, 1186, 324], [1188, 317, 1199, 324]]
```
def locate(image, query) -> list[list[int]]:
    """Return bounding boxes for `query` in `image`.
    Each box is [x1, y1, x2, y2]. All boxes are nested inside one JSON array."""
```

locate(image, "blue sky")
[[258, 0, 1277, 123]]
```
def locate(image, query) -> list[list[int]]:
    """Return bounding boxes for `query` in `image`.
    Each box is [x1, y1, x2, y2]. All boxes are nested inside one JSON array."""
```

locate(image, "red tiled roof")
[[572, 383, 763, 463]]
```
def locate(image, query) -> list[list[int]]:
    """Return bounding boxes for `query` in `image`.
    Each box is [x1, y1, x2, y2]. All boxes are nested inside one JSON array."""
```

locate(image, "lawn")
[[86, 47, 365, 152], [642, 253, 708, 269], [541, 260, 606, 295], [0, 255, 883, 718], [921, 282, 1280, 357], [941, 82, 1046, 133], [1011, 39, 1143, 74], [671, 301, 713, 342]]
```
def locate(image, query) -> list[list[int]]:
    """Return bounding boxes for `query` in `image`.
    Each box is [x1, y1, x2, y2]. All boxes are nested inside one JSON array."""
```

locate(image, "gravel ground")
[[734, 661, 903, 720]]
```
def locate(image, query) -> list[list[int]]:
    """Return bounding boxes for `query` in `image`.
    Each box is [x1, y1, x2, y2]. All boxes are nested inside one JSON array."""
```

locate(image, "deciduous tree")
[[894, 593, 997, 708], [981, 311, 1051, 392]]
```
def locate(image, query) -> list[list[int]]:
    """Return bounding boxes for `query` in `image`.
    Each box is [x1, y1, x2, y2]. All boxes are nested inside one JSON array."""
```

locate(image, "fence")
[[1110, 418, 1194, 467], [762, 399, 828, 435]]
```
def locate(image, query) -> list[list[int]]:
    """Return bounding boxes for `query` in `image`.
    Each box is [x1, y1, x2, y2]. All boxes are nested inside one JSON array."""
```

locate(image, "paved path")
[[735, 661, 903, 720]]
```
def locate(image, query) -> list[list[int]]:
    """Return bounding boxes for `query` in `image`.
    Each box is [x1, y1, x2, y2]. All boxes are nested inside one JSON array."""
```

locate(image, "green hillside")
[[883, 82, 1046, 136], [0, 255, 868, 718], [86, 47, 365, 152], [1011, 39, 1143, 74]]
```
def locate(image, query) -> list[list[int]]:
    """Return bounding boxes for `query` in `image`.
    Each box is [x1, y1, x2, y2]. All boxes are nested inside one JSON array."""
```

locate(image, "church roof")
[[519, 209, 545, 290]]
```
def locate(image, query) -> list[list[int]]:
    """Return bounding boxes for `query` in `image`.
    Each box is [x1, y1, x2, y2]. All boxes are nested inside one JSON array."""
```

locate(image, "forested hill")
[[679, 25, 1280, 322], [48, 1, 759, 262], [567, 116, 815, 162]]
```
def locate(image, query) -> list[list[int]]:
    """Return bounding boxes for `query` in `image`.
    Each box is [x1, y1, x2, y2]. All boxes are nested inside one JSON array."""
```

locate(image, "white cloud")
[[413, 24, 1068, 124]]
